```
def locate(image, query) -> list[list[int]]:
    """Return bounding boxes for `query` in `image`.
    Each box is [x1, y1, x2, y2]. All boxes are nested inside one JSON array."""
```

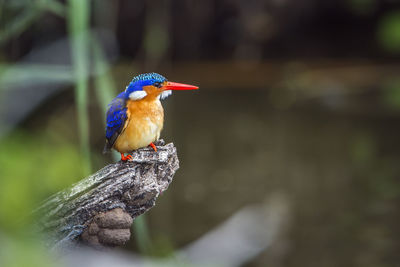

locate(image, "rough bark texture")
[[34, 140, 178, 249]]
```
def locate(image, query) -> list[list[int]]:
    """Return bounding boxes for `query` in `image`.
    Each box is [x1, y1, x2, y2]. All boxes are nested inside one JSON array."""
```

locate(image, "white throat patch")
[[160, 90, 172, 100], [129, 90, 147, 100]]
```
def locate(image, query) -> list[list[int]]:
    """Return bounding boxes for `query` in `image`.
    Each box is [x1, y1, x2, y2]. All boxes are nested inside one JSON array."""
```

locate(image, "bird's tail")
[[103, 142, 112, 154]]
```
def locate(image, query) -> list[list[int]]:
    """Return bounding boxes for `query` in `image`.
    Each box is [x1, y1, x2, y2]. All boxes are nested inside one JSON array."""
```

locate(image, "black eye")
[[154, 82, 162, 88]]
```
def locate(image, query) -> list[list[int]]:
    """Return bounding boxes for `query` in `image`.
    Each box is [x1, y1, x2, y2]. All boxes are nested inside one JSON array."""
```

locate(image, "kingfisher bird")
[[103, 73, 198, 161]]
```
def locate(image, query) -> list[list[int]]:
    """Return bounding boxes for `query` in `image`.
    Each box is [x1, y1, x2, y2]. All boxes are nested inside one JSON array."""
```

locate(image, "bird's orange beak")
[[164, 81, 199, 90]]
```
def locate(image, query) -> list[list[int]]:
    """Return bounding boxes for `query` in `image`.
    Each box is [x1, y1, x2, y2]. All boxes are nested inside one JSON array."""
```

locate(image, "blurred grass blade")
[[39, 0, 66, 17], [0, 0, 66, 44], [133, 215, 152, 254], [0, 64, 73, 89], [0, 7, 41, 44], [92, 37, 116, 117], [67, 0, 91, 175], [91, 35, 120, 159]]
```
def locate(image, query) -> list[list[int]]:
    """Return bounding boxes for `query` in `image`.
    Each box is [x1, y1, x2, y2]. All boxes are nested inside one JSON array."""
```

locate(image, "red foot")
[[120, 153, 133, 161], [149, 142, 157, 152]]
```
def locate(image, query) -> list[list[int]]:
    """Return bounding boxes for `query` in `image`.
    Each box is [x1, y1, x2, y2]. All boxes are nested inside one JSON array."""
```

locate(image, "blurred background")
[[1, 0, 400, 266]]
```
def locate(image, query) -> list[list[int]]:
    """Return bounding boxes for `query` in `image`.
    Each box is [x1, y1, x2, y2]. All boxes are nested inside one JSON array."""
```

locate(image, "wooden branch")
[[34, 140, 179, 249]]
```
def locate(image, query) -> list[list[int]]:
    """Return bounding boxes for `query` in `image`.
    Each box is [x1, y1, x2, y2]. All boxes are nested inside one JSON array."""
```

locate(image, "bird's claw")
[[149, 142, 157, 152], [121, 153, 133, 161]]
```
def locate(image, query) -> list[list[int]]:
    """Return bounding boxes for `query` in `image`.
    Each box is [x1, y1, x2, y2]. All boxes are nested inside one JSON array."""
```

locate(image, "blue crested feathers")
[[125, 73, 167, 95]]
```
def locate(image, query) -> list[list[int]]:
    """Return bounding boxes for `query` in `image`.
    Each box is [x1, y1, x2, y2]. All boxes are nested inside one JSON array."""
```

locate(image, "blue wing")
[[103, 92, 127, 153]]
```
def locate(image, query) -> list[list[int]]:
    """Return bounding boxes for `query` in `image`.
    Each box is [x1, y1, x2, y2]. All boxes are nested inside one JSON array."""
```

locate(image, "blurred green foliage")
[[377, 11, 400, 53], [347, 0, 376, 15], [382, 78, 400, 109], [351, 132, 400, 200], [0, 0, 65, 44], [0, 131, 83, 267], [0, 131, 84, 232], [350, 132, 376, 166], [0, 235, 52, 267]]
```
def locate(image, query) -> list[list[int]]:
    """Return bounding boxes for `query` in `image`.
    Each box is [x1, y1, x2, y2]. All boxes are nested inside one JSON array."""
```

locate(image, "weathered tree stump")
[[34, 140, 178, 249]]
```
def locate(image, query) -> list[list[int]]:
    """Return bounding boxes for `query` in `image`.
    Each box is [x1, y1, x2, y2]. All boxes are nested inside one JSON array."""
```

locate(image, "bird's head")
[[124, 72, 198, 101]]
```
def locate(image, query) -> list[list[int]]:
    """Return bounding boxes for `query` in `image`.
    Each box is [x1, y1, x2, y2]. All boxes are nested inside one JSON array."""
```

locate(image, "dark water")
[[144, 89, 400, 267]]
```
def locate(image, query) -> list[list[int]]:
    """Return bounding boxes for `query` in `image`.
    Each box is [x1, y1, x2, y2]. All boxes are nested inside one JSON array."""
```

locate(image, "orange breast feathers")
[[113, 98, 164, 153]]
